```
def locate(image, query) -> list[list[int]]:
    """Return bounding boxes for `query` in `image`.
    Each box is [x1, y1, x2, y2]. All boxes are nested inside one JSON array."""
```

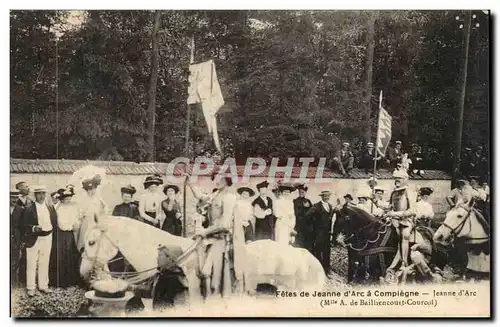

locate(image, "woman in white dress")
[[274, 183, 296, 246], [75, 176, 108, 252]]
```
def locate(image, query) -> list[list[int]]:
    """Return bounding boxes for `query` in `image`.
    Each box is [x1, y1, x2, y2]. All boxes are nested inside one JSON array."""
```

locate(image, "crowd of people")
[[10, 166, 491, 297], [331, 141, 489, 181]]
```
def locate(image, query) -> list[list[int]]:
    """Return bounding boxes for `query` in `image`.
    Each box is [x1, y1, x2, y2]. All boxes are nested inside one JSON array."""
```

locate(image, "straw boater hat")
[[237, 186, 255, 197], [395, 140, 402, 145], [319, 190, 332, 197], [33, 185, 48, 193], [163, 184, 180, 194], [374, 186, 385, 193], [357, 189, 372, 199], [121, 185, 137, 195], [367, 142, 374, 148], [342, 142, 350, 147]]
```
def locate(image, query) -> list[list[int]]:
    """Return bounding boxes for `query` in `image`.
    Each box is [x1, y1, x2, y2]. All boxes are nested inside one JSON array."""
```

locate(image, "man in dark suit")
[[293, 184, 313, 252], [332, 142, 354, 176], [252, 181, 276, 240], [386, 140, 404, 168], [359, 142, 383, 173], [22, 185, 57, 296], [11, 181, 33, 288], [308, 190, 335, 277]]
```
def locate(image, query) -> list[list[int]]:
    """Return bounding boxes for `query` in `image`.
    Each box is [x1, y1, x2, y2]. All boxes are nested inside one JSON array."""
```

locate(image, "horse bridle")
[[85, 228, 204, 284], [440, 206, 489, 243]]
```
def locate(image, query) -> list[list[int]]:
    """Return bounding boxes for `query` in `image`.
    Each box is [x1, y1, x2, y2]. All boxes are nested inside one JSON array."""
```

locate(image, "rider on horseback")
[[385, 168, 418, 270]]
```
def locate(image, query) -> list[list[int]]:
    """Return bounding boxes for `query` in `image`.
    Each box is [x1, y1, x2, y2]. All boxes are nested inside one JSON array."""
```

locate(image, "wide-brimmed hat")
[[256, 181, 270, 190], [33, 185, 48, 193], [237, 186, 255, 197], [121, 185, 137, 195], [295, 183, 308, 191], [163, 184, 180, 194], [58, 187, 75, 199], [82, 178, 99, 191], [419, 187, 434, 196], [278, 183, 296, 193], [319, 190, 332, 197], [144, 176, 163, 189], [343, 193, 353, 201]]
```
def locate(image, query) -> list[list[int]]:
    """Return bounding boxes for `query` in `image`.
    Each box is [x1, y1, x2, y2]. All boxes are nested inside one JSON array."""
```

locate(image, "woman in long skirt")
[[50, 187, 81, 288], [157, 185, 183, 236]]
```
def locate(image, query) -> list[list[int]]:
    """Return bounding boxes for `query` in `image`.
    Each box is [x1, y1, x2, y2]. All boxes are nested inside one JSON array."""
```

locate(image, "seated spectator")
[[332, 142, 354, 177], [409, 143, 425, 177], [359, 142, 382, 174], [469, 145, 487, 178], [386, 140, 404, 169]]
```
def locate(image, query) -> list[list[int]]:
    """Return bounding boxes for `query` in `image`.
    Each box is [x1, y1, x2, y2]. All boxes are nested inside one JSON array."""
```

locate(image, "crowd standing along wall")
[[10, 159, 452, 236]]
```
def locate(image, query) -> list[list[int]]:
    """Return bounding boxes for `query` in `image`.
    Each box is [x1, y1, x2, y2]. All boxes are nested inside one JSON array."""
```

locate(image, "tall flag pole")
[[183, 35, 195, 237], [371, 91, 392, 213]]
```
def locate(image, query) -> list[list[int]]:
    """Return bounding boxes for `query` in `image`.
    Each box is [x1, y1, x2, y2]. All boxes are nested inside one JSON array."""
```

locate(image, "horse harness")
[[441, 206, 490, 245]]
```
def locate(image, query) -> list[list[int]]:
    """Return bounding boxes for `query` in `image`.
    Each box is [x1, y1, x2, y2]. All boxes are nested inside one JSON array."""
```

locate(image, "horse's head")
[[80, 226, 119, 281], [334, 204, 381, 246], [434, 204, 471, 246]]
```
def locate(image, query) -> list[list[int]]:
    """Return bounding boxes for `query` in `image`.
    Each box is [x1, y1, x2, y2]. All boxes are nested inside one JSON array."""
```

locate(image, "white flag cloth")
[[376, 107, 392, 157], [187, 59, 224, 152]]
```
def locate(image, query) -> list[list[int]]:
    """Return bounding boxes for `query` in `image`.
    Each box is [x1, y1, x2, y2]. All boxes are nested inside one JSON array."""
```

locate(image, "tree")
[[146, 11, 162, 162]]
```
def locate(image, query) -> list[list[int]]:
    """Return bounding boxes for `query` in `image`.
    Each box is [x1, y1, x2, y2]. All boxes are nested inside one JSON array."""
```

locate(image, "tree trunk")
[[363, 13, 376, 143], [146, 11, 161, 162]]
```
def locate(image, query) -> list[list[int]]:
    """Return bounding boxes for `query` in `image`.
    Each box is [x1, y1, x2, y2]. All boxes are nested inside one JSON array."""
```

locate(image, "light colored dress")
[[75, 193, 108, 252], [274, 197, 296, 246]]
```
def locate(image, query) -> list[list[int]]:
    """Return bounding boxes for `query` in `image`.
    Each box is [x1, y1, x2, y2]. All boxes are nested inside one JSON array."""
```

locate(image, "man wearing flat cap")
[[332, 142, 354, 177], [22, 185, 58, 296], [293, 184, 313, 252], [112, 185, 141, 220], [253, 181, 276, 241], [306, 190, 335, 276]]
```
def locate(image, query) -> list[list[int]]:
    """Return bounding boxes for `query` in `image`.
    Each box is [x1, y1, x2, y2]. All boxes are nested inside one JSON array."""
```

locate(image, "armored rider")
[[385, 168, 418, 270]]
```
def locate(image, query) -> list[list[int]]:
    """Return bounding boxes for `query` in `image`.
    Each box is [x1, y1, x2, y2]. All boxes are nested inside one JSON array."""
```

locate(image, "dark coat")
[[11, 198, 32, 243], [293, 197, 313, 247], [359, 149, 381, 169], [308, 201, 334, 245], [112, 201, 141, 220], [252, 196, 275, 240], [22, 201, 57, 248], [387, 147, 403, 168]]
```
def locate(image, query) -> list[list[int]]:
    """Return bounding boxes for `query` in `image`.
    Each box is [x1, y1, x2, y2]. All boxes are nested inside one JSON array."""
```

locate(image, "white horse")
[[80, 216, 326, 310], [433, 203, 490, 276]]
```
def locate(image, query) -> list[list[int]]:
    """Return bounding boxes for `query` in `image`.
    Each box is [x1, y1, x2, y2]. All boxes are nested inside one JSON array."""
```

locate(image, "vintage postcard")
[[10, 9, 490, 318]]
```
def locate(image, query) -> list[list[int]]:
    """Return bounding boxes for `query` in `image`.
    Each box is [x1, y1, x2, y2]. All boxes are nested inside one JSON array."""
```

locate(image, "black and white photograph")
[[9, 8, 491, 318]]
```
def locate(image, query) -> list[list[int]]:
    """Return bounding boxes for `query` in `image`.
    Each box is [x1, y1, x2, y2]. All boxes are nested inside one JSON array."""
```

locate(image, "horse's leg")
[[185, 268, 203, 305], [141, 298, 153, 311], [387, 250, 401, 271]]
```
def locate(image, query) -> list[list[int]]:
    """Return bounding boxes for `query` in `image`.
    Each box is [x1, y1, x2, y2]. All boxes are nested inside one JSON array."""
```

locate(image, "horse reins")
[[441, 207, 489, 243]]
